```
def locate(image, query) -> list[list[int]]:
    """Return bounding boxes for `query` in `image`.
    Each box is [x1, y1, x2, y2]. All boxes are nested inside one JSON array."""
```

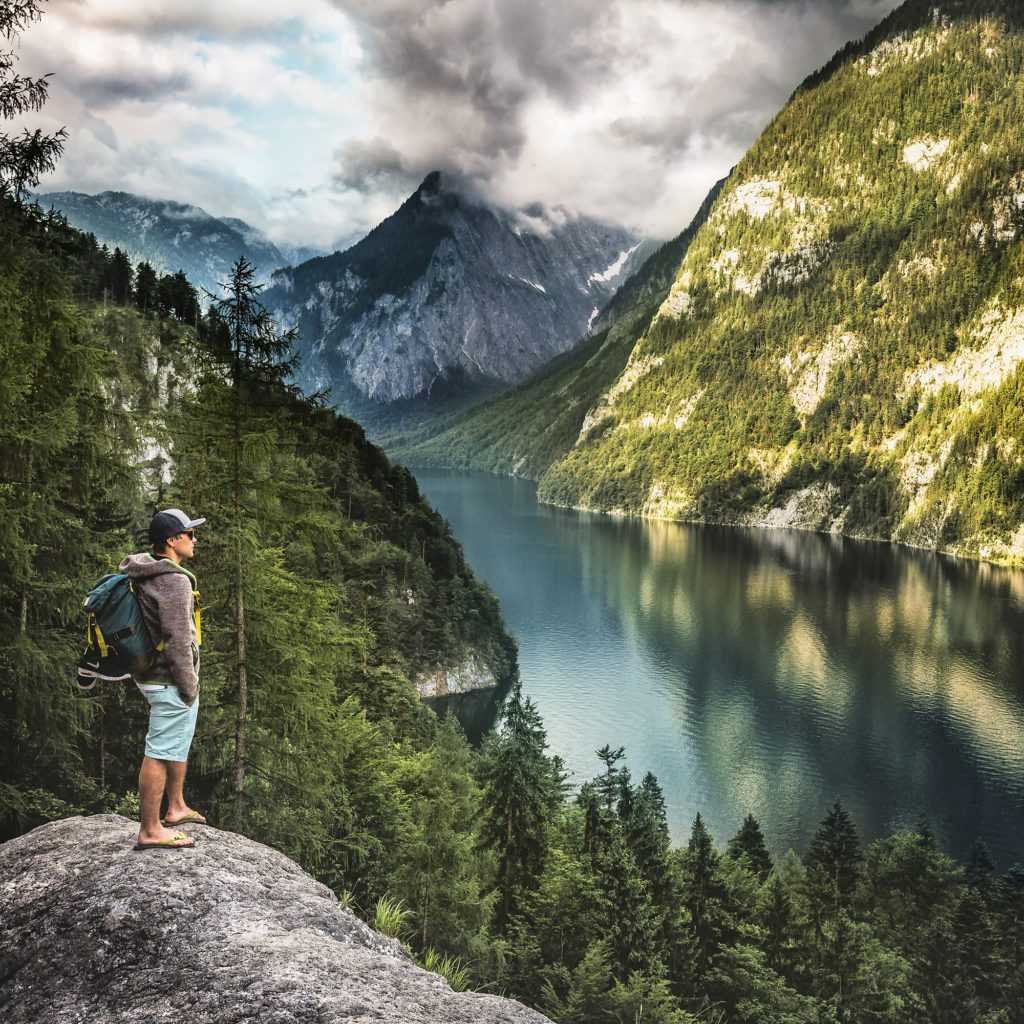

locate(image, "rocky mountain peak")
[[263, 175, 647, 432], [0, 815, 549, 1024], [416, 169, 444, 196]]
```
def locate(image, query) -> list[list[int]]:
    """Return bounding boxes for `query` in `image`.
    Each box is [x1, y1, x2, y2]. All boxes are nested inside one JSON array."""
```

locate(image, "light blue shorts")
[[136, 683, 199, 762]]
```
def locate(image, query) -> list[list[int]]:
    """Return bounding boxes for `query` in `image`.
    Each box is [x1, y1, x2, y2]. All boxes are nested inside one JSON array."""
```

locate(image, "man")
[[120, 508, 206, 850]]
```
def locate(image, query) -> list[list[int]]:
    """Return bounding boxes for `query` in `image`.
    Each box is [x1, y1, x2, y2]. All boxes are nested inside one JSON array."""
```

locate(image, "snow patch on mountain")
[[589, 243, 642, 285]]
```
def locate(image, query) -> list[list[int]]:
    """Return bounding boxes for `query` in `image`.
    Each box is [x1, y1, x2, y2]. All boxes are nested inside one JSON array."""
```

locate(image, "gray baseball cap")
[[148, 508, 207, 545]]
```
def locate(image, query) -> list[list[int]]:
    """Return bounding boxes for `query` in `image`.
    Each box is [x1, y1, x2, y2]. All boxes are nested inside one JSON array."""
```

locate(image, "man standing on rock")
[[120, 509, 207, 850]]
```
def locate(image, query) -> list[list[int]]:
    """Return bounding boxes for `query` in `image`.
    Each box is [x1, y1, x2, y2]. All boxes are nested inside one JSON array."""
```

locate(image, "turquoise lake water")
[[415, 468, 1024, 866]]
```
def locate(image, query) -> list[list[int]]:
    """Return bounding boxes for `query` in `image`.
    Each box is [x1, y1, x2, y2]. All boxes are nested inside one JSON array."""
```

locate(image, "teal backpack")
[[82, 573, 162, 674]]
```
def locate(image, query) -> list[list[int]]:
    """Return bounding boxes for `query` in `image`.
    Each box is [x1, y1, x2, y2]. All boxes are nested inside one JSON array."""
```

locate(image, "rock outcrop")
[[0, 815, 550, 1024], [414, 655, 497, 699]]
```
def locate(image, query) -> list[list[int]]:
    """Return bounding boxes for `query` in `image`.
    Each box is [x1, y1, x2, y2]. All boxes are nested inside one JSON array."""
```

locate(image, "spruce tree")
[[391, 717, 494, 958], [477, 680, 558, 932], [726, 813, 773, 881], [133, 261, 158, 317], [0, 0, 66, 200], [803, 801, 862, 922]]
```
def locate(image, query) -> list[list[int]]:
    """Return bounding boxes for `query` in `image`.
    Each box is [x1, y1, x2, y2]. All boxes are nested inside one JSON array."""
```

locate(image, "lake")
[[414, 468, 1024, 867]]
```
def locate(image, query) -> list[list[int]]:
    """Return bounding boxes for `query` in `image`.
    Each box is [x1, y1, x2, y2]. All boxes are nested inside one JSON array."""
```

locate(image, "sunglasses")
[[177, 530, 196, 540]]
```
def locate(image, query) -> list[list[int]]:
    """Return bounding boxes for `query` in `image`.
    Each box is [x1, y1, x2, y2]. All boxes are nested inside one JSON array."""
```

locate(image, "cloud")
[[13, 0, 368, 248], [330, 0, 899, 236], [13, 0, 900, 248]]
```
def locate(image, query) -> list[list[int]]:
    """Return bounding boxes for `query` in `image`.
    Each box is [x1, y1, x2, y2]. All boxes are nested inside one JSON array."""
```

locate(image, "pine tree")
[[391, 717, 494, 958], [477, 680, 558, 932], [0, 0, 66, 200], [760, 874, 798, 980], [133, 260, 158, 317], [803, 802, 861, 924], [675, 813, 738, 994], [106, 247, 133, 305], [0, 1, 139, 835], [538, 941, 616, 1024], [726, 813, 773, 881], [199, 256, 297, 824], [595, 744, 626, 812]]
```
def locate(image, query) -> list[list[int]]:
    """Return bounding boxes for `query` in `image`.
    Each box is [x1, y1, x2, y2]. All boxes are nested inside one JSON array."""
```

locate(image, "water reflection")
[[414, 470, 1024, 866]]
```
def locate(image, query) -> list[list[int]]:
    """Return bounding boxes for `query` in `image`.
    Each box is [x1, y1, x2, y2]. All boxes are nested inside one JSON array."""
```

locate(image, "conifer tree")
[[760, 874, 798, 981], [676, 813, 739, 994], [803, 802, 862, 922], [726, 813, 773, 881], [477, 680, 558, 932], [106, 247, 132, 305], [0, 0, 139, 835], [0, 0, 66, 200], [625, 771, 672, 904], [391, 717, 494, 958], [133, 260, 158, 317], [212, 257, 295, 821], [538, 941, 616, 1024]]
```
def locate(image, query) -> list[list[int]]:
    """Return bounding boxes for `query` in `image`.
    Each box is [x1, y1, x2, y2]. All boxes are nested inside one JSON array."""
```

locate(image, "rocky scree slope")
[[261, 172, 645, 433], [394, 178, 726, 476], [530, 0, 1024, 565], [34, 190, 322, 296], [0, 815, 550, 1024]]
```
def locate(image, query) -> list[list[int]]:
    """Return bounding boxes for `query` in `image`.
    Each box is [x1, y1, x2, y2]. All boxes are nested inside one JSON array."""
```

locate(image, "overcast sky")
[[15, 0, 899, 248]]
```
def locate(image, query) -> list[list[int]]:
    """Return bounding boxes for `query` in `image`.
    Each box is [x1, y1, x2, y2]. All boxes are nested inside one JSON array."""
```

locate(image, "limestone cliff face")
[[0, 815, 550, 1024], [414, 654, 497, 699]]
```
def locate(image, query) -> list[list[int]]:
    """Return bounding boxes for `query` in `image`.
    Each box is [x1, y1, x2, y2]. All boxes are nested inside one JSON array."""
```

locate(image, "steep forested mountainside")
[[394, 179, 726, 477], [0, 198, 517, 870], [33, 190, 322, 294], [261, 172, 646, 433], [524, 0, 1024, 565]]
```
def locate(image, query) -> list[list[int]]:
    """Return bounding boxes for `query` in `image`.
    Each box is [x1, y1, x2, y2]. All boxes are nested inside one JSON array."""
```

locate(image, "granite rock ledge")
[[0, 814, 550, 1024]]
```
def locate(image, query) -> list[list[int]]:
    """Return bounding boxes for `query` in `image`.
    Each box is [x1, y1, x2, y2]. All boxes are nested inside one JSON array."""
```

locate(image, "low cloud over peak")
[[330, 0, 898, 236]]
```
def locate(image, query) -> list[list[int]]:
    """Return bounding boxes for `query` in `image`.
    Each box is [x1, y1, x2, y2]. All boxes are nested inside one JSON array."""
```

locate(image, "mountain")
[[413, 0, 1024, 566], [33, 190, 326, 295], [261, 171, 648, 432], [393, 177, 726, 474]]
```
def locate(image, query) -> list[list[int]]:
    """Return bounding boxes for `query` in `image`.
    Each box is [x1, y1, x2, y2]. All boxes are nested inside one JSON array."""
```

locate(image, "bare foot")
[[163, 807, 207, 825], [136, 827, 195, 849]]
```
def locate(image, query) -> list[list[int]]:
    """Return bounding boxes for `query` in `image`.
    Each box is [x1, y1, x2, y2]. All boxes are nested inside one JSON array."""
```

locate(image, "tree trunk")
[[232, 351, 248, 825], [234, 564, 247, 822]]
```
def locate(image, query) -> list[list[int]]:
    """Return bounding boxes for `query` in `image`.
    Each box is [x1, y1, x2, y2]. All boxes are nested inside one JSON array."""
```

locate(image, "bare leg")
[[164, 760, 197, 822], [137, 756, 193, 846]]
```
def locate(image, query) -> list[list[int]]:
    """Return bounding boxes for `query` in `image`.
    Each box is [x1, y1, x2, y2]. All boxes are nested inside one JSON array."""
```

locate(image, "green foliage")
[[0, 1, 66, 200], [373, 895, 412, 939], [2, 8, 1023, 1023], [477, 680, 561, 932], [420, 948, 473, 992], [727, 814, 773, 882]]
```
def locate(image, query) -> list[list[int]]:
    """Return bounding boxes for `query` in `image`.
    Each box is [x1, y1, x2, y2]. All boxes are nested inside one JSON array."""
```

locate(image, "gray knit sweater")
[[119, 553, 200, 703]]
